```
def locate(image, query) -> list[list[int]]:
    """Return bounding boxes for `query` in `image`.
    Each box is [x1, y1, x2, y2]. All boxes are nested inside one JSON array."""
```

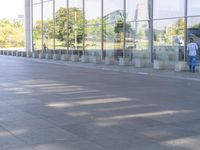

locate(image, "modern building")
[[24, 0, 200, 68]]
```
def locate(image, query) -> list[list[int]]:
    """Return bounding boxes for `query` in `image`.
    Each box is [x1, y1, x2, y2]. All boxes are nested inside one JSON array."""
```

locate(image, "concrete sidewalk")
[[5, 55, 200, 82], [0, 55, 200, 150]]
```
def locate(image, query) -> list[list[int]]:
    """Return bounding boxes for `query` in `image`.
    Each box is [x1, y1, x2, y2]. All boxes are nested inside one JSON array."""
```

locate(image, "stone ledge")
[[53, 54, 61, 60], [21, 52, 27, 57], [61, 54, 70, 61], [92, 56, 102, 64], [45, 53, 53, 59], [175, 61, 187, 72], [71, 55, 79, 62], [32, 52, 39, 58], [12, 51, 17, 56], [153, 60, 165, 70], [81, 55, 90, 63], [119, 58, 130, 66], [26, 52, 32, 57], [16, 51, 22, 57], [105, 57, 115, 65], [134, 59, 151, 68], [39, 53, 45, 59]]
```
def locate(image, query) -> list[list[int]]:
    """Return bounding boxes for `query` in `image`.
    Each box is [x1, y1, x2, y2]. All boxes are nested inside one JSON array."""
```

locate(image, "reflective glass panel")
[[69, 0, 83, 53], [85, 25, 101, 55], [187, 17, 200, 60], [85, 0, 101, 24], [188, 0, 200, 16], [126, 21, 150, 61], [33, 2, 42, 51], [126, 0, 149, 21], [55, 0, 68, 53], [43, 0, 54, 52], [104, 0, 124, 60], [154, 0, 184, 19], [154, 18, 185, 64]]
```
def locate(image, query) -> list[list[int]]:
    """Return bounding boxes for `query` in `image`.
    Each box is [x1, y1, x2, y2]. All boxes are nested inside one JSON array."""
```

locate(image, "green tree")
[[55, 7, 83, 47], [0, 19, 24, 48]]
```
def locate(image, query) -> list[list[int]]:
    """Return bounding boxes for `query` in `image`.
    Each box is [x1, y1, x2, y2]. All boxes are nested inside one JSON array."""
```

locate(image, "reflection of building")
[[104, 10, 123, 24], [188, 28, 200, 45], [24, 0, 200, 63], [135, 4, 148, 38], [134, 4, 146, 21]]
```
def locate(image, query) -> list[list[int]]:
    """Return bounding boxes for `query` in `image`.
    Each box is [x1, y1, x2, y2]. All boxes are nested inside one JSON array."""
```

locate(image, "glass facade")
[[85, 0, 102, 56], [55, 0, 68, 53], [126, 0, 150, 61], [153, 0, 185, 66], [43, 0, 54, 52], [69, 0, 83, 55], [31, 0, 200, 67], [33, 0, 42, 51]]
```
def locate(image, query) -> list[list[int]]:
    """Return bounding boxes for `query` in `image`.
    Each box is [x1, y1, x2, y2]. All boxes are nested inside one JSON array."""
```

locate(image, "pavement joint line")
[[1, 55, 200, 82]]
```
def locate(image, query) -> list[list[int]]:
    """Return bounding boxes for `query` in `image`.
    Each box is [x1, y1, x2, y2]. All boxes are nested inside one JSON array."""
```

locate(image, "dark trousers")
[[189, 56, 196, 72]]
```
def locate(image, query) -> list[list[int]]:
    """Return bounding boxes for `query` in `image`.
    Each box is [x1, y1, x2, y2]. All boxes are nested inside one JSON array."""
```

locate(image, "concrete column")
[[25, 0, 32, 52]]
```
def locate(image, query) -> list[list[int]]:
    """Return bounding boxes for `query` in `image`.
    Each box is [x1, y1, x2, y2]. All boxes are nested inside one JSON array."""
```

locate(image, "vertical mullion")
[[41, 0, 44, 51], [101, 0, 104, 60], [123, 0, 126, 58], [82, 0, 85, 55], [31, 0, 33, 52], [67, 0, 69, 54], [184, 0, 188, 61], [53, 0, 56, 54], [149, 0, 154, 63]]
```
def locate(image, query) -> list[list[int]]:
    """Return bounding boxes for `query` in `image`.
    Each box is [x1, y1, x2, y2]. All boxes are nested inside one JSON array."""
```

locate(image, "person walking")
[[187, 38, 198, 73]]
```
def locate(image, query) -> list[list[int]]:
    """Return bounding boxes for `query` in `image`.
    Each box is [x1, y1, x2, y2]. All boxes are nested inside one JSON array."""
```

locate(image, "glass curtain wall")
[[153, 0, 185, 67], [43, 0, 54, 53], [85, 0, 102, 56], [126, 0, 150, 62], [33, 0, 42, 51], [69, 0, 83, 55], [31, 0, 200, 67], [187, 0, 200, 61], [103, 0, 124, 60], [55, 0, 68, 54]]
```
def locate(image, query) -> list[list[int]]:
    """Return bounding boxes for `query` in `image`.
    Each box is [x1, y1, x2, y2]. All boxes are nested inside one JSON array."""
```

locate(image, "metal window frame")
[[101, 0, 104, 60], [30, 0, 192, 63], [31, 0, 33, 52], [184, 0, 188, 61], [67, 0, 69, 54], [41, 0, 44, 51], [123, 0, 126, 58], [53, 0, 56, 54], [82, 0, 85, 55]]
